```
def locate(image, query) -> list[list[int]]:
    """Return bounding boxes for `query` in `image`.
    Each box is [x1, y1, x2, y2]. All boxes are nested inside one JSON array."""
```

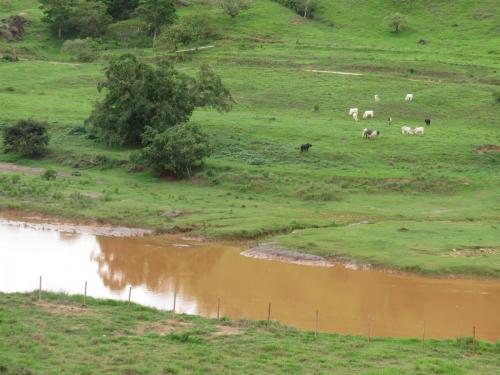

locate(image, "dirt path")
[[0, 162, 71, 177], [305, 69, 364, 76]]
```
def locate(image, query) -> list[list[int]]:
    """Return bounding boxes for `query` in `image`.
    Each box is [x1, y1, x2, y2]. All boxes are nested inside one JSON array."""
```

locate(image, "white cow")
[[352, 112, 358, 121], [363, 128, 380, 138], [349, 108, 358, 116], [414, 127, 425, 135], [363, 110, 374, 119], [401, 126, 413, 135], [405, 93, 414, 101], [374, 94, 380, 102]]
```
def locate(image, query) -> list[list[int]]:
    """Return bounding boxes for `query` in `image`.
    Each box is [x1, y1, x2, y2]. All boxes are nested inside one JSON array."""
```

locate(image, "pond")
[[1, 218, 499, 341]]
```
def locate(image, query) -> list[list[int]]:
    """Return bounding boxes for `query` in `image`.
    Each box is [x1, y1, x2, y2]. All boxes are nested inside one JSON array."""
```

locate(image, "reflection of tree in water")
[[93, 237, 223, 293]]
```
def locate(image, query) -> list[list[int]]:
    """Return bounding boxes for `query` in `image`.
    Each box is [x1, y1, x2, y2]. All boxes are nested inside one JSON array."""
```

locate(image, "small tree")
[[140, 123, 212, 178], [137, 0, 176, 45], [102, 0, 140, 20], [160, 12, 217, 50], [384, 12, 408, 33], [220, 0, 250, 19], [72, 0, 112, 38], [2, 119, 50, 157], [39, 0, 76, 39]]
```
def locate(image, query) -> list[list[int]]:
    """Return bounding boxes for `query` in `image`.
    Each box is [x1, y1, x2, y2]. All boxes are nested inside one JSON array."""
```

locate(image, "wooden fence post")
[[473, 326, 476, 352], [422, 321, 426, 348], [172, 291, 177, 318], [127, 286, 132, 310], [83, 281, 87, 306], [267, 302, 271, 325], [368, 316, 372, 343], [38, 276, 42, 301], [315, 310, 319, 337], [217, 298, 220, 320]]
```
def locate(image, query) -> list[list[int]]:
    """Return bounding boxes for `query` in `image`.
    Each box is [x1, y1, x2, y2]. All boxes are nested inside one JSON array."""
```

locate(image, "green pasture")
[[0, 0, 499, 276]]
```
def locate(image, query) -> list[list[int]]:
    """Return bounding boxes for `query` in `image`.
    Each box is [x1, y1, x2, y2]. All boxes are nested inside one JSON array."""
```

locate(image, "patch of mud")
[[289, 17, 305, 25], [0, 217, 153, 237], [241, 244, 335, 267], [0, 162, 70, 177], [474, 144, 500, 155], [158, 210, 186, 218], [449, 247, 499, 257]]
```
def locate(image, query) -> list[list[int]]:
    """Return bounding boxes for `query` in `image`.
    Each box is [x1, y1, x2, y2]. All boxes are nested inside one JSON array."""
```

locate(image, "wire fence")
[[33, 275, 500, 345]]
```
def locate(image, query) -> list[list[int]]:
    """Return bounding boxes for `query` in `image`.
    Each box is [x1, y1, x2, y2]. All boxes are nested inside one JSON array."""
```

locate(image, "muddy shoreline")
[[0, 210, 153, 237], [241, 243, 369, 270]]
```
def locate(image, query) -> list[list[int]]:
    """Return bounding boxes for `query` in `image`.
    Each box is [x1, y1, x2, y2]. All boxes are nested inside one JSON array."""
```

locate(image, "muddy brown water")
[[1, 220, 499, 341]]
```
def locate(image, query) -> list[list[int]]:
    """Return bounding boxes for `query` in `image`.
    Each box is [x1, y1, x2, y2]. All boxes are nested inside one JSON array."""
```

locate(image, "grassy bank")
[[1, 292, 499, 374], [0, 0, 499, 277]]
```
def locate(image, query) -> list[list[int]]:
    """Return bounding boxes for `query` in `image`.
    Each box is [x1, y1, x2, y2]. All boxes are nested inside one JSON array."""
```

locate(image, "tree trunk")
[[58, 25, 62, 39]]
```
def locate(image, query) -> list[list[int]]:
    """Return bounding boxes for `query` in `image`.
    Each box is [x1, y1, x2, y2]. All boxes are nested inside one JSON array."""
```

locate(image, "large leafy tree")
[[86, 54, 233, 146], [137, 0, 176, 44], [40, 0, 111, 38], [384, 12, 408, 33], [101, 0, 140, 20]]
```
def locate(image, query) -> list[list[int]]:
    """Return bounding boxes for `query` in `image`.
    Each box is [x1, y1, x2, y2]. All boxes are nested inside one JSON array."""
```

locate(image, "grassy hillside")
[[0, 0, 499, 276], [1, 292, 499, 374]]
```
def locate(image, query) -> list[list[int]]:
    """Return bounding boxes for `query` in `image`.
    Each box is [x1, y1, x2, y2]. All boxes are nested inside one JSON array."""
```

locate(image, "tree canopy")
[[86, 54, 233, 146]]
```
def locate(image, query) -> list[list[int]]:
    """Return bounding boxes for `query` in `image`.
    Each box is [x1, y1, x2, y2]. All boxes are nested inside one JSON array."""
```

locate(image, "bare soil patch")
[[449, 247, 499, 257], [210, 325, 243, 338], [474, 144, 500, 155], [136, 319, 193, 336], [0, 162, 70, 177], [305, 69, 363, 76], [37, 301, 90, 316]]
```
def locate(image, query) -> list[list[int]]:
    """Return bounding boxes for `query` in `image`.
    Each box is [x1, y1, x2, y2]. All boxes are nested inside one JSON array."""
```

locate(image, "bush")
[[2, 119, 50, 157], [107, 19, 149, 48], [139, 123, 212, 178], [493, 91, 500, 105], [220, 0, 251, 19], [160, 12, 217, 50], [41, 168, 57, 180], [271, 0, 315, 18], [384, 12, 408, 33], [61, 38, 98, 62]]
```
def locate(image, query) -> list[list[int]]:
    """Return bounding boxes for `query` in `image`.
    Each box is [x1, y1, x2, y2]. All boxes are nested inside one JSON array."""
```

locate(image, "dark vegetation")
[[2, 119, 49, 157]]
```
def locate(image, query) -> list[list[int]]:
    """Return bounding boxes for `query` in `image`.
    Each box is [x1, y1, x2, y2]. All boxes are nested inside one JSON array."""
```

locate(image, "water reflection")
[[1, 221, 499, 341]]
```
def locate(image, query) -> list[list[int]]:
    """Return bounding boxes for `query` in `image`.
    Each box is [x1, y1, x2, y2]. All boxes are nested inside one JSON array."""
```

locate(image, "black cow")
[[300, 143, 312, 152], [425, 118, 431, 126]]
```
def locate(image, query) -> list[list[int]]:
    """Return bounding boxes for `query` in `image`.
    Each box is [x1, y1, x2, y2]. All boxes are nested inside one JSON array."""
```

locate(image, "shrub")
[[2, 119, 50, 157], [139, 123, 212, 178], [384, 12, 408, 33], [220, 0, 251, 19], [61, 38, 98, 62], [107, 18, 149, 48], [493, 91, 500, 105], [271, 0, 316, 18], [41, 168, 57, 180], [160, 12, 217, 50]]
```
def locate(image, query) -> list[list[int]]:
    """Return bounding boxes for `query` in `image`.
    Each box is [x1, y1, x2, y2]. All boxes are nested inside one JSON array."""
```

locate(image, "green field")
[[1, 292, 499, 374], [0, 0, 499, 276]]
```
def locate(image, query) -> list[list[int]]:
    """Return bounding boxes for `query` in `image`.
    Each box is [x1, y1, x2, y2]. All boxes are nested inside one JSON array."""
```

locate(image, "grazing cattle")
[[405, 93, 414, 101], [414, 127, 425, 135], [425, 118, 431, 126], [387, 116, 393, 126], [374, 94, 380, 102], [300, 143, 312, 152], [349, 108, 358, 116], [352, 112, 358, 121], [363, 128, 380, 139], [363, 110, 375, 119], [401, 126, 413, 135]]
